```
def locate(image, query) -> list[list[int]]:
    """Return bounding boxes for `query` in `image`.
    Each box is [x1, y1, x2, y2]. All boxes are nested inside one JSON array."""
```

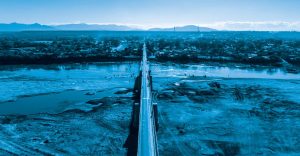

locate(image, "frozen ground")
[[0, 62, 139, 103], [0, 62, 138, 155], [0, 95, 133, 155], [151, 63, 300, 156], [0, 62, 299, 155]]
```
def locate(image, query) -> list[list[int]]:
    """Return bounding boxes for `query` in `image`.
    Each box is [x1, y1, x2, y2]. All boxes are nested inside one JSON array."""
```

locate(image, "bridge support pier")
[[131, 71, 159, 130], [132, 72, 141, 130], [153, 102, 159, 131]]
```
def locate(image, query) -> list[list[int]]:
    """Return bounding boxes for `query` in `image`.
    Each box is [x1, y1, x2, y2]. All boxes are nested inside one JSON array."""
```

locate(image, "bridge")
[[128, 43, 159, 156]]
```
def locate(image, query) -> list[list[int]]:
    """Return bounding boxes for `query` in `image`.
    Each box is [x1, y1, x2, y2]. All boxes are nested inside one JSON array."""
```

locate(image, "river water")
[[0, 62, 299, 155], [1, 62, 299, 115], [1, 63, 299, 99]]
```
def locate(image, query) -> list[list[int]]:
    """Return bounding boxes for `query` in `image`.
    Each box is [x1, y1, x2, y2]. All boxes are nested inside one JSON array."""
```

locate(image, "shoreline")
[[0, 56, 299, 69], [0, 87, 133, 116], [0, 61, 299, 155]]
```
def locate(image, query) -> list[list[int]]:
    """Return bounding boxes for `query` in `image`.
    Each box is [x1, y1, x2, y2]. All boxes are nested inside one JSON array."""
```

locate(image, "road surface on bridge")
[[137, 43, 158, 156]]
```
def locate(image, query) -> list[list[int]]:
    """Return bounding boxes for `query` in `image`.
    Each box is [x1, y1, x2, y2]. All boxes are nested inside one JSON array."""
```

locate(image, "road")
[[137, 43, 158, 156]]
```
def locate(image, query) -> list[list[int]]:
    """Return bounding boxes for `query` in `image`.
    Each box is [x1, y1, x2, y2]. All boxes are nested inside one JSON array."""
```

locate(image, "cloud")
[[203, 21, 300, 31]]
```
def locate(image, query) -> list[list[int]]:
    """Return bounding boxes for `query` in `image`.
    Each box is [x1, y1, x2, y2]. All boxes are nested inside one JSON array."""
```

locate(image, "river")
[[0, 62, 299, 155]]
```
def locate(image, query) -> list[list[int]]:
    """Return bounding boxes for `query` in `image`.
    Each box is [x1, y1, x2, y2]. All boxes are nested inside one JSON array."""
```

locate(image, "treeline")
[[0, 32, 300, 66]]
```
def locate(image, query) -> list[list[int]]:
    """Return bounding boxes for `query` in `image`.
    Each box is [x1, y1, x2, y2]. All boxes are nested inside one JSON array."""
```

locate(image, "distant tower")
[[174, 26, 176, 32], [197, 25, 200, 32]]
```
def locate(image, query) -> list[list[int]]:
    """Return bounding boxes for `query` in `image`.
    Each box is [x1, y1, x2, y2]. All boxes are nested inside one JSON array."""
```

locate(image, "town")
[[0, 31, 300, 69]]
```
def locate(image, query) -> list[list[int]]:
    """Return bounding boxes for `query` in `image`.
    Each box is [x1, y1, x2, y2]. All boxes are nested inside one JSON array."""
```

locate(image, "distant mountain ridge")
[[53, 23, 139, 31], [0, 23, 55, 31], [0, 23, 216, 32], [149, 25, 216, 32]]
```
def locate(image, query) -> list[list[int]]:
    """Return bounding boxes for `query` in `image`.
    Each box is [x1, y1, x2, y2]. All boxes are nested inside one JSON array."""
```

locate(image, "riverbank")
[[0, 62, 299, 155], [0, 90, 133, 155], [1, 55, 299, 68], [1, 56, 299, 76], [0, 56, 140, 65], [154, 76, 300, 155], [0, 62, 139, 155]]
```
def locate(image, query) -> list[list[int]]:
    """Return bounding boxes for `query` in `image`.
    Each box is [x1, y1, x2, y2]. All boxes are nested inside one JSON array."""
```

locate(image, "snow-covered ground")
[[152, 63, 300, 156], [0, 62, 139, 155], [0, 62, 139, 103], [0, 62, 299, 155]]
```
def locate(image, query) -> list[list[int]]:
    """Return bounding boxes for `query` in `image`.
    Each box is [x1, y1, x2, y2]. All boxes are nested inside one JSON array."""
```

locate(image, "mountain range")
[[148, 25, 215, 32], [0, 23, 216, 32]]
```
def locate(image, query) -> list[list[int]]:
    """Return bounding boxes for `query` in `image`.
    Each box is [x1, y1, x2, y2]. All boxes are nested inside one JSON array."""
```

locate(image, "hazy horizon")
[[1, 0, 300, 31]]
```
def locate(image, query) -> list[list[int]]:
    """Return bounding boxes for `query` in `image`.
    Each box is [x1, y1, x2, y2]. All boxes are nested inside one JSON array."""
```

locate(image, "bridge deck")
[[137, 43, 158, 156]]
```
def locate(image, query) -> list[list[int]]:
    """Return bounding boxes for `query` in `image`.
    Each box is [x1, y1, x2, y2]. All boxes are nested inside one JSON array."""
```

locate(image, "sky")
[[0, 0, 300, 30]]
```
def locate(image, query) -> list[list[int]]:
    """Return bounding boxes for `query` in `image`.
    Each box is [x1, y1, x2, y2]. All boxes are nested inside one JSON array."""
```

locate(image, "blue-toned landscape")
[[0, 59, 299, 155], [1, 0, 300, 155]]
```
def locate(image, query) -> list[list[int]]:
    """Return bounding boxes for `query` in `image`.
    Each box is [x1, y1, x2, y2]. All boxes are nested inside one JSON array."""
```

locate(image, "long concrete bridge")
[[129, 43, 159, 156]]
